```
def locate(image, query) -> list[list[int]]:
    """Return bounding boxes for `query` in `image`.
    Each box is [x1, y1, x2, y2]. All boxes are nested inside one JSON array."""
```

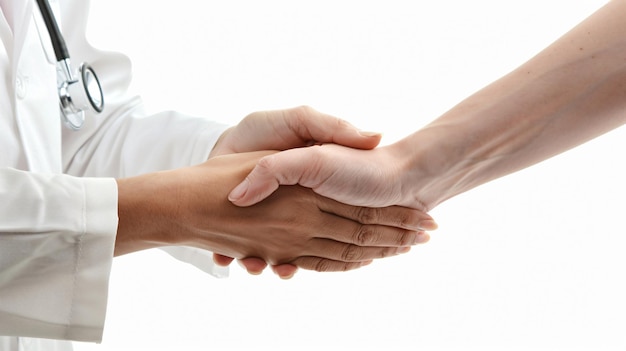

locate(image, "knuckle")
[[377, 207, 423, 230], [353, 226, 381, 246], [335, 117, 351, 128], [282, 105, 318, 144], [379, 247, 397, 258], [400, 231, 418, 246], [256, 155, 276, 171], [314, 259, 333, 272], [355, 207, 380, 224], [288, 105, 315, 126], [398, 209, 422, 229], [312, 260, 361, 272], [254, 155, 280, 180], [341, 245, 364, 262], [293, 105, 315, 116]]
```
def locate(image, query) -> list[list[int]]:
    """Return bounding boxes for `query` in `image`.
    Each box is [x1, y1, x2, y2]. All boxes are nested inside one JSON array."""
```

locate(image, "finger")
[[283, 106, 382, 150], [318, 198, 438, 231], [302, 238, 412, 263], [229, 148, 314, 206], [310, 204, 432, 248], [213, 253, 235, 266], [331, 223, 423, 248], [416, 231, 431, 244], [290, 257, 374, 273], [238, 257, 268, 275], [271, 264, 299, 279]]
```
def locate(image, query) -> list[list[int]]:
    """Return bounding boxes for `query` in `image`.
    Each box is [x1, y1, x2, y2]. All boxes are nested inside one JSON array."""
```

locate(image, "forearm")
[[399, 0, 626, 210]]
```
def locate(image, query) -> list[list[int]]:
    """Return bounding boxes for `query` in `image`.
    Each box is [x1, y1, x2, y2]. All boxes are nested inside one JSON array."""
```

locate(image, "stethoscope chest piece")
[[58, 62, 104, 130]]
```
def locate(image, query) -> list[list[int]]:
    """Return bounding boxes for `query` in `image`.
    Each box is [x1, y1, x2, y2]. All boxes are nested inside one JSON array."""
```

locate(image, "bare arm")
[[399, 0, 626, 209], [229, 0, 626, 211]]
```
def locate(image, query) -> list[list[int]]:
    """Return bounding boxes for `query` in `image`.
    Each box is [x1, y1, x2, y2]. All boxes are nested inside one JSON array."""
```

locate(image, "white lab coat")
[[1, 0, 228, 349]]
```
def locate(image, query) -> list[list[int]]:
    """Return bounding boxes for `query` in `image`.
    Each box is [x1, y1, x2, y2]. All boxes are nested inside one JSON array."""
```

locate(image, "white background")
[[75, 1, 625, 350]]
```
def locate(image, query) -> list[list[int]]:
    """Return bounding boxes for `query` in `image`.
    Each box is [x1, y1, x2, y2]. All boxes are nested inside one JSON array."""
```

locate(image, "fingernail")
[[415, 232, 431, 244], [228, 179, 249, 201], [418, 220, 438, 231], [358, 131, 382, 137]]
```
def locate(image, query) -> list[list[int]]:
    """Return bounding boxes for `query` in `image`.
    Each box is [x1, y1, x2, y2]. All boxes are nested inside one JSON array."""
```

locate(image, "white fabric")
[[0, 0, 12, 32], [0, 0, 229, 349]]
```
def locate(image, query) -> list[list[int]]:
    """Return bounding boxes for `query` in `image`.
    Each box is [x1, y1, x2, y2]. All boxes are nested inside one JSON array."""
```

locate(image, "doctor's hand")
[[115, 151, 432, 273], [209, 106, 383, 278]]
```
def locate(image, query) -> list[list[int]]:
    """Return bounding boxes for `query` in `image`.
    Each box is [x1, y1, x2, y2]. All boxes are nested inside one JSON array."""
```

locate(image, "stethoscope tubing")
[[34, 0, 105, 130], [35, 0, 69, 62]]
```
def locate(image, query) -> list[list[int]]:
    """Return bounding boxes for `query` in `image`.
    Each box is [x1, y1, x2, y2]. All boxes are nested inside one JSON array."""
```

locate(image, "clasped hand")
[[208, 106, 436, 278], [116, 151, 432, 276]]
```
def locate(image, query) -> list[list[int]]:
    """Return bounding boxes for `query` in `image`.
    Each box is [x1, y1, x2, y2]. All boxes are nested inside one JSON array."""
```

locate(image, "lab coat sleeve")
[[0, 168, 118, 342], [58, 0, 230, 179], [58, 0, 229, 277]]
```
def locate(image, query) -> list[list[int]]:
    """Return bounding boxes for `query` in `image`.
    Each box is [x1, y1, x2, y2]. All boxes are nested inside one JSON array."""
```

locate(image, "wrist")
[[115, 172, 178, 255], [392, 122, 477, 211], [115, 151, 276, 258]]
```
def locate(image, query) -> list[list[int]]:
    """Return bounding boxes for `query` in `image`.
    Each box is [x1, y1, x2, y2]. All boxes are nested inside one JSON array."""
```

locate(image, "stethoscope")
[[35, 0, 104, 130]]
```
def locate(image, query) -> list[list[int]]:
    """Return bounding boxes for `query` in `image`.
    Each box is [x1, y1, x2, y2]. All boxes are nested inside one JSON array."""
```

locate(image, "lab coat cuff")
[[66, 177, 118, 342]]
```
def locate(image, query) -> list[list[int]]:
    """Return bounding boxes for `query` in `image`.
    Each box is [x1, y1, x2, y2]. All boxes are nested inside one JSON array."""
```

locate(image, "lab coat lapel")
[[10, 0, 30, 74], [12, 0, 62, 173], [0, 4, 12, 57], [0, 0, 28, 68]]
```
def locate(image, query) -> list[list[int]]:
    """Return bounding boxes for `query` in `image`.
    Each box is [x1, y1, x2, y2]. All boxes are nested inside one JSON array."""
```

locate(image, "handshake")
[[115, 106, 439, 279]]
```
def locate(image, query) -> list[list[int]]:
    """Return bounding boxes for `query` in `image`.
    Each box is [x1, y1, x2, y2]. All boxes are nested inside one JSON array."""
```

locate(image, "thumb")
[[228, 149, 314, 206], [287, 106, 382, 149], [228, 177, 277, 207], [330, 127, 382, 150]]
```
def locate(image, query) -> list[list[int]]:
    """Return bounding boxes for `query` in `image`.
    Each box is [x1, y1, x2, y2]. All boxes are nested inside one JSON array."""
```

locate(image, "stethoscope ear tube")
[[35, 0, 69, 61], [35, 0, 105, 130]]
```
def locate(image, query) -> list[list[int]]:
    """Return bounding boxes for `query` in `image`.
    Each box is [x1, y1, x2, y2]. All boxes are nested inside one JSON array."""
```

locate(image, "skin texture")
[[115, 106, 436, 278], [209, 106, 384, 158], [228, 0, 626, 213], [208, 106, 426, 277], [115, 151, 433, 273], [209, 106, 381, 276]]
